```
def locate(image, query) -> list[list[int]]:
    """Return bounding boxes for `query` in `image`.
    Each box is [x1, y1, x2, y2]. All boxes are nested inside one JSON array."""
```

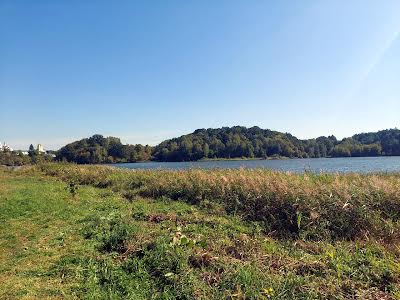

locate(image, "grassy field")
[[0, 164, 399, 299]]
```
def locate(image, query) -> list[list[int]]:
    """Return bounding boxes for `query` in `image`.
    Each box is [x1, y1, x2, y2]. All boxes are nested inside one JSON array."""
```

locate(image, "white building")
[[37, 144, 45, 153]]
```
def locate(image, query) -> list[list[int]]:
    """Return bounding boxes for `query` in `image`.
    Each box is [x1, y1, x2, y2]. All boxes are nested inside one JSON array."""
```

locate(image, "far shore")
[[109, 155, 390, 164], [110, 156, 290, 164]]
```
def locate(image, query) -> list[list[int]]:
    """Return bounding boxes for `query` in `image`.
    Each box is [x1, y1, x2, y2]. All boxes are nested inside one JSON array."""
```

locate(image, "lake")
[[111, 156, 400, 173]]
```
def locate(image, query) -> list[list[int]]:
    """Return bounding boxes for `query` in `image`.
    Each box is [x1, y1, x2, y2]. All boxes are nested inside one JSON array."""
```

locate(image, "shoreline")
[[109, 155, 399, 164]]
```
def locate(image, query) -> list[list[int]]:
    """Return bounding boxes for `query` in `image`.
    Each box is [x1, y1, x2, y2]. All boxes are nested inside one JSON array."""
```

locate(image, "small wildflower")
[[262, 287, 274, 298]]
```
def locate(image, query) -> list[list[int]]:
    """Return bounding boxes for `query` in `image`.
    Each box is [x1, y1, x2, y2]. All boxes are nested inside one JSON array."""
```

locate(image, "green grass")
[[0, 168, 130, 299], [0, 165, 399, 299]]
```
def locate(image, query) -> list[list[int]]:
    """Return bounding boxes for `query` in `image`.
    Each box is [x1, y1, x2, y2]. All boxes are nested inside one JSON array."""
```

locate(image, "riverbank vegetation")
[[56, 127, 400, 164], [38, 163, 400, 242], [1, 164, 399, 299]]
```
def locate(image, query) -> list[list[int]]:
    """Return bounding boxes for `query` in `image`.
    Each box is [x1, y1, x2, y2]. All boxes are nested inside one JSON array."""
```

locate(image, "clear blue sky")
[[1, 1, 400, 150]]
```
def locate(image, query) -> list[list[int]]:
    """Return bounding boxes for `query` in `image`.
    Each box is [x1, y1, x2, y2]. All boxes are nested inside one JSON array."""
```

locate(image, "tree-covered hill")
[[152, 126, 398, 161], [57, 134, 152, 164], [56, 127, 400, 163], [153, 126, 336, 161]]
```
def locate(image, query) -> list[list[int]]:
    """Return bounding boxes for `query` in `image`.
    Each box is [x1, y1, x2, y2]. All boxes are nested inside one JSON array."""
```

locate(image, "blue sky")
[[1, 1, 400, 150]]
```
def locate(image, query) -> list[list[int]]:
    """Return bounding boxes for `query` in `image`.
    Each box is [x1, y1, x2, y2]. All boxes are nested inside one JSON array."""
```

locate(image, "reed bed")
[[38, 163, 400, 241]]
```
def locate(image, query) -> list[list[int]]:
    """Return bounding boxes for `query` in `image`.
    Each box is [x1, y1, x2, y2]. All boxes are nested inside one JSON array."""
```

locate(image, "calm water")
[[111, 157, 400, 173]]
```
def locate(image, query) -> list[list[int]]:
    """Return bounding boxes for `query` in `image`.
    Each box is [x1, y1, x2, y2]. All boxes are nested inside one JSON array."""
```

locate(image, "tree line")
[[55, 127, 400, 164], [0, 146, 54, 166]]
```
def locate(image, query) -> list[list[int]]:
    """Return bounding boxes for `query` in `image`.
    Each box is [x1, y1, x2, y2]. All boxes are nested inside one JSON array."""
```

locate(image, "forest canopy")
[[56, 134, 152, 164], [55, 127, 400, 164]]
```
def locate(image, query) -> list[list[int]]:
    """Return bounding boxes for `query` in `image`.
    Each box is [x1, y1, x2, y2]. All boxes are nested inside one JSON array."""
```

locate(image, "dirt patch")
[[148, 213, 177, 223]]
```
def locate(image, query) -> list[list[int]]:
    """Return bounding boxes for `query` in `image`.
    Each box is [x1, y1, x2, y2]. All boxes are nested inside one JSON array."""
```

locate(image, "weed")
[[67, 181, 78, 198]]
